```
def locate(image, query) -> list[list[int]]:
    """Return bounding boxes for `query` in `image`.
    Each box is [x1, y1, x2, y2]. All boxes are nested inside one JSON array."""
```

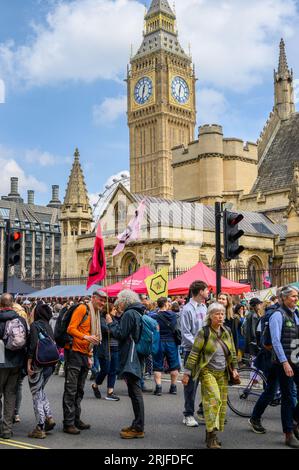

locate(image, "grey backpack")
[[3, 318, 27, 350]]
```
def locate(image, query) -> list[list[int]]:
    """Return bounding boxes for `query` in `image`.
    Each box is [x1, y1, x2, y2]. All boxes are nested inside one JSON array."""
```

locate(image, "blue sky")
[[0, 0, 298, 208]]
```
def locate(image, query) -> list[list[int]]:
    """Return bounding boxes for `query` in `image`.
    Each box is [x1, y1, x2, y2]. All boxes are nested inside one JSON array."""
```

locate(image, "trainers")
[[169, 384, 177, 395], [105, 393, 120, 401], [92, 384, 102, 399], [28, 427, 46, 439], [293, 425, 299, 441], [248, 417, 266, 434], [285, 433, 299, 448], [13, 415, 20, 423], [183, 416, 199, 427], [154, 385, 162, 396], [120, 428, 145, 439], [45, 417, 56, 432], [63, 425, 80, 435]]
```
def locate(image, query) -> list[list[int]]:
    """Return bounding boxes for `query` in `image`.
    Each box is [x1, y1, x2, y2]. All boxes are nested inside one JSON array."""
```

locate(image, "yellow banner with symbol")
[[145, 268, 168, 302]]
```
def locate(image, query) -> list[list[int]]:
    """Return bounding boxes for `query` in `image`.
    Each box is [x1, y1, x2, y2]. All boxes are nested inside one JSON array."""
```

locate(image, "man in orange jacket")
[[62, 291, 105, 435]]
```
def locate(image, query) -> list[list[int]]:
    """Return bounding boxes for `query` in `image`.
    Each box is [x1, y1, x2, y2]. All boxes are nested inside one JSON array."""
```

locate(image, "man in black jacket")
[[0, 293, 28, 439]]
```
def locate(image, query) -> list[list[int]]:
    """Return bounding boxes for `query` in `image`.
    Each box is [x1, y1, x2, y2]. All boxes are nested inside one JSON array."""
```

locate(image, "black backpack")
[[54, 304, 89, 348], [35, 323, 59, 367]]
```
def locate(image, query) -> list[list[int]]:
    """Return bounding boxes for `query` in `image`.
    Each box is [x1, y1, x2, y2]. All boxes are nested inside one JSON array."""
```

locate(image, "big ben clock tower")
[[128, 0, 196, 199]]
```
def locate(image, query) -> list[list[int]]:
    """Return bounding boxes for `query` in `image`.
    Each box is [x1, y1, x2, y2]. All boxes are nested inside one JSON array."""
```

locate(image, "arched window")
[[247, 256, 263, 290], [121, 253, 138, 276], [114, 201, 127, 236]]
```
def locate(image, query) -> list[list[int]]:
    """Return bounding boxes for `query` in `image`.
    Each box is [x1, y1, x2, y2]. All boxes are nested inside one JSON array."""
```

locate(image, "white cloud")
[[93, 95, 127, 125], [0, 0, 297, 94], [0, 79, 5, 103], [0, 0, 143, 87], [0, 152, 47, 197], [25, 149, 57, 166], [175, 0, 297, 91], [197, 88, 228, 124]]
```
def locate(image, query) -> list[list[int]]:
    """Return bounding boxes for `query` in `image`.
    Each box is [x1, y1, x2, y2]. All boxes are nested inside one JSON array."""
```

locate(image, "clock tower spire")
[[127, 0, 196, 199]]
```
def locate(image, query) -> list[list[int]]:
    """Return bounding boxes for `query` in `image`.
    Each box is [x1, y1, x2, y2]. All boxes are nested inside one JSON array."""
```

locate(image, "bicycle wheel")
[[227, 367, 267, 418]]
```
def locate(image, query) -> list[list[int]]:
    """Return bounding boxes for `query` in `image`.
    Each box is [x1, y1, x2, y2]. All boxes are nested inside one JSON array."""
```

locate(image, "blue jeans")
[[276, 363, 299, 434], [183, 351, 199, 417], [96, 350, 120, 390], [252, 364, 279, 420]]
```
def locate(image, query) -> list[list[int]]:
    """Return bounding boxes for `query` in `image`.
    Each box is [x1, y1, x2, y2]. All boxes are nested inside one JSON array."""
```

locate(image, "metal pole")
[[3, 219, 10, 293], [173, 255, 176, 279], [215, 202, 222, 296]]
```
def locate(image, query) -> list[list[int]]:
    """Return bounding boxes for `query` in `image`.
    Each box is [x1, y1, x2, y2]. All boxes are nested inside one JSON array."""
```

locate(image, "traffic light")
[[8, 231, 22, 266], [223, 210, 244, 261]]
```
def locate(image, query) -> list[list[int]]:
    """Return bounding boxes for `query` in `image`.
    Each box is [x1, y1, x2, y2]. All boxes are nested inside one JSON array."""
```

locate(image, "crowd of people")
[[0, 280, 299, 449]]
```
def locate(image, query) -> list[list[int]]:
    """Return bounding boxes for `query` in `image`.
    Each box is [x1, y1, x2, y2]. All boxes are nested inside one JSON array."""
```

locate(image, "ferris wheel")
[[92, 172, 130, 226]]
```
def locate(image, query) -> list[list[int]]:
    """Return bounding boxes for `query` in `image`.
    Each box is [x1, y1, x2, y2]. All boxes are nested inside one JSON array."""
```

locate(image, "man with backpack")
[[106, 289, 159, 439], [268, 285, 299, 448], [248, 290, 282, 434], [0, 293, 28, 439], [62, 291, 103, 435]]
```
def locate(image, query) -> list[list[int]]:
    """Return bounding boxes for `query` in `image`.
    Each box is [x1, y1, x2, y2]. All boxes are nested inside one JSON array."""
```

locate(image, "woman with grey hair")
[[269, 285, 299, 448], [182, 302, 239, 449], [106, 289, 146, 439]]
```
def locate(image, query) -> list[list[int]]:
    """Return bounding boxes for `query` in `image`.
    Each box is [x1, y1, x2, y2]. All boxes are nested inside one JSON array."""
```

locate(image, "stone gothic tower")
[[128, 0, 196, 199], [60, 148, 93, 277], [274, 38, 295, 121], [258, 38, 296, 160]]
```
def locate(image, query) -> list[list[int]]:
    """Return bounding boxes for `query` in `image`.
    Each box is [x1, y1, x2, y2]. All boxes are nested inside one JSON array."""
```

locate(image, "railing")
[[23, 266, 299, 291]]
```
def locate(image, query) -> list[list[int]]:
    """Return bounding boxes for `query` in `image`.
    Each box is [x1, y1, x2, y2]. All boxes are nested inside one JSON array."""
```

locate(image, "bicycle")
[[227, 352, 281, 417]]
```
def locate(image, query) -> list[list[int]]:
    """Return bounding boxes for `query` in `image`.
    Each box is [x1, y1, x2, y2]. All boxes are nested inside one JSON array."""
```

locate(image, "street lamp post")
[[171, 246, 178, 279]]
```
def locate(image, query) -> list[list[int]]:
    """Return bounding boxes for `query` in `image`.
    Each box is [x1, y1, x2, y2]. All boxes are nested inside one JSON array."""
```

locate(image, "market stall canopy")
[[0, 276, 35, 295], [102, 266, 154, 297], [29, 284, 100, 299], [168, 262, 251, 295]]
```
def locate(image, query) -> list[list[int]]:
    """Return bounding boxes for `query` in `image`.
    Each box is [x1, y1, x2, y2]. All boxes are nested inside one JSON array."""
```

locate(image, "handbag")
[[215, 334, 241, 386], [159, 313, 182, 346], [35, 324, 60, 367]]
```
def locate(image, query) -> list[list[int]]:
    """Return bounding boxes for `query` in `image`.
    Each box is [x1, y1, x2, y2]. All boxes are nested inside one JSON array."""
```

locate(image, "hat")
[[94, 290, 108, 298], [249, 297, 263, 307]]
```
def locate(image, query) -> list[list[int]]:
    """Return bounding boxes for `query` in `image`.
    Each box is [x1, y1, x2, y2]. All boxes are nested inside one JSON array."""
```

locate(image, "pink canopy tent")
[[101, 266, 154, 297], [168, 262, 251, 296]]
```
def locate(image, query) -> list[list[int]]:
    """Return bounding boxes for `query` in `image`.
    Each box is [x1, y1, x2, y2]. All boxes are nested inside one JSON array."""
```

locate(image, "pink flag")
[[262, 271, 271, 288], [86, 223, 107, 289], [113, 199, 146, 257]]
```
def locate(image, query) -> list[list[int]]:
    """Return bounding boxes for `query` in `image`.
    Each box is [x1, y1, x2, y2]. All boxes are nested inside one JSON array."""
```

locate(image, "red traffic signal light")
[[12, 231, 22, 242], [8, 231, 22, 266]]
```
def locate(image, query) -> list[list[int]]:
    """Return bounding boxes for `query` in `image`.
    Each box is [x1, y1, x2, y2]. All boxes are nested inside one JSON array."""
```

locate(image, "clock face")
[[134, 77, 153, 105], [171, 76, 190, 104]]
